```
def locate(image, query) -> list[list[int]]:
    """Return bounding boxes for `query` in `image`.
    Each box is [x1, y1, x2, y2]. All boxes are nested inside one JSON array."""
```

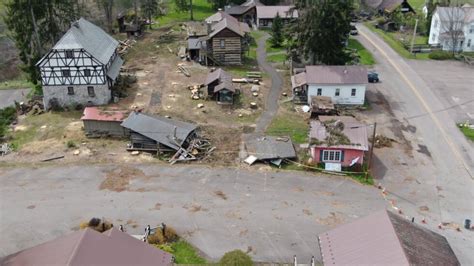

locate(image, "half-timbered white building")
[[37, 18, 123, 109]]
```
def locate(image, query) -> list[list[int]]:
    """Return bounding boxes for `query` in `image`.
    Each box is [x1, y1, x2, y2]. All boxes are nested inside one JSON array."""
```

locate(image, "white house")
[[37, 18, 123, 110], [428, 4, 474, 52], [291, 65, 368, 105]]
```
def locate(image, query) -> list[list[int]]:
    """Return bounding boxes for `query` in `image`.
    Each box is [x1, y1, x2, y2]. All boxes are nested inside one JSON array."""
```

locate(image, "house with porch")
[[37, 18, 123, 110], [256, 6, 299, 28], [428, 4, 474, 52], [292, 65, 367, 105], [309, 116, 368, 170], [205, 68, 236, 104]]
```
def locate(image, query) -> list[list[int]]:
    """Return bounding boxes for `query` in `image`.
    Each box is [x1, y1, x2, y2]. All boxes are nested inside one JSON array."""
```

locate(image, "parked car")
[[368, 71, 379, 83], [350, 25, 358, 35]]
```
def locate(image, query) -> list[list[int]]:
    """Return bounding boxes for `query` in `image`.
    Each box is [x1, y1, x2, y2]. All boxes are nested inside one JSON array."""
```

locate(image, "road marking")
[[359, 28, 473, 179]]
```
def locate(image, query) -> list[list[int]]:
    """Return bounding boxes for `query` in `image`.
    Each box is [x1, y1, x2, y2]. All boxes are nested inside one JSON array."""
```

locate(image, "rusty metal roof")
[[1, 228, 173, 266], [81, 107, 127, 122], [318, 210, 460, 266]]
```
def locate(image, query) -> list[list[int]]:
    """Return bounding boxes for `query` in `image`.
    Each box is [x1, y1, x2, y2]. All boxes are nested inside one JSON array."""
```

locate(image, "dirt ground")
[[1, 25, 270, 166]]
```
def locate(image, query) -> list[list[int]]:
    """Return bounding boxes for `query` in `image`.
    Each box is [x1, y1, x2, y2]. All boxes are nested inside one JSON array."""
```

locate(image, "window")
[[351, 88, 356, 96], [62, 69, 70, 77], [67, 87, 74, 95], [335, 88, 340, 96], [87, 86, 95, 97], [317, 88, 322, 96], [84, 69, 91, 77], [468, 39, 472, 47], [65, 50, 74, 59], [322, 150, 342, 162], [220, 39, 225, 48]]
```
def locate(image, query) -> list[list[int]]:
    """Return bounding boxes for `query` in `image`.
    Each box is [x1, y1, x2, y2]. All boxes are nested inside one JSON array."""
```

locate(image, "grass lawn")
[[265, 39, 286, 54], [157, 0, 214, 26], [458, 124, 474, 141], [0, 77, 33, 90], [157, 240, 207, 264], [267, 53, 287, 63], [266, 111, 309, 144], [364, 22, 430, 60], [348, 38, 375, 65]]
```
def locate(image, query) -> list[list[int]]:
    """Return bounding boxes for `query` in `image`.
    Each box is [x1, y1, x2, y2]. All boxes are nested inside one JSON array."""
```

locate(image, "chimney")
[[207, 21, 212, 34]]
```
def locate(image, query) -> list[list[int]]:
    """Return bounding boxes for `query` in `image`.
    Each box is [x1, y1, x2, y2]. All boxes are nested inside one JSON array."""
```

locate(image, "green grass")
[[266, 113, 309, 144], [364, 22, 430, 60], [458, 124, 474, 141], [157, 0, 214, 26], [267, 53, 287, 63], [168, 240, 207, 264], [265, 39, 286, 54], [347, 38, 376, 65], [0, 77, 33, 90]]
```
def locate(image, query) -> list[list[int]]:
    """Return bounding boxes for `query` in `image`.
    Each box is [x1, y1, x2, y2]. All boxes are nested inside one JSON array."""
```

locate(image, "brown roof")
[[256, 6, 299, 19], [215, 79, 236, 93], [209, 17, 247, 38], [304, 65, 368, 85], [319, 210, 460, 266], [205, 68, 232, 85], [310, 116, 369, 151], [1, 228, 173, 266], [225, 5, 255, 15], [206, 11, 250, 33], [291, 72, 306, 89]]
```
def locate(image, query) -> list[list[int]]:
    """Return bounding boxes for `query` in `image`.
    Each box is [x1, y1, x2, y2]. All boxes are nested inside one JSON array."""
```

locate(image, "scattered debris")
[[0, 143, 12, 156], [250, 102, 257, 109], [73, 150, 80, 155], [16, 99, 44, 115], [178, 46, 186, 58], [371, 134, 395, 148], [214, 190, 228, 200], [131, 151, 140, 156], [177, 64, 191, 77], [41, 155, 65, 162], [246, 71, 262, 80], [118, 39, 136, 55], [251, 85, 260, 92], [244, 136, 296, 166]]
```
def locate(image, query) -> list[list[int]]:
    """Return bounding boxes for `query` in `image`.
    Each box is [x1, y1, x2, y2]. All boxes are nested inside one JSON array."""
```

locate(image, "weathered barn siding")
[[210, 29, 243, 65], [83, 120, 128, 137]]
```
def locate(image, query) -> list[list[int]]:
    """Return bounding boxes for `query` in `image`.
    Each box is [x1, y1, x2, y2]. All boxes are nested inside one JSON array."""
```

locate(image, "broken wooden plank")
[[41, 155, 65, 162]]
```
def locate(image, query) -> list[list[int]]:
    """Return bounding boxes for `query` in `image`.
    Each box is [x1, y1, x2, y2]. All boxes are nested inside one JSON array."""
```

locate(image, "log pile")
[[118, 39, 136, 55], [187, 84, 204, 100], [16, 99, 44, 115], [177, 64, 191, 77]]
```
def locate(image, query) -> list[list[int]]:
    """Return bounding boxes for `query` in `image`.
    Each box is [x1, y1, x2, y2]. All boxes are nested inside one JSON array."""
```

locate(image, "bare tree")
[[439, 4, 466, 54], [97, 0, 115, 33]]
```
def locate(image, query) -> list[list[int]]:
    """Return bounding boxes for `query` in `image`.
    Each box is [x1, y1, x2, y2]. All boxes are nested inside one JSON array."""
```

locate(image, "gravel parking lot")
[[0, 164, 386, 263]]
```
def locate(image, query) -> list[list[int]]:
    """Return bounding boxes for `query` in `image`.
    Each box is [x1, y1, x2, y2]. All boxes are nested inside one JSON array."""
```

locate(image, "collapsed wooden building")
[[120, 112, 198, 154]]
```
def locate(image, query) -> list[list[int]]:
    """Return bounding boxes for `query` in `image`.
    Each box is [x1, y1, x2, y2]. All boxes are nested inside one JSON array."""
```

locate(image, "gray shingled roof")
[[319, 210, 460, 266], [435, 6, 474, 23], [51, 18, 119, 65], [245, 136, 296, 160], [205, 68, 232, 85], [121, 112, 197, 150], [209, 17, 246, 38], [304, 65, 368, 85], [107, 56, 123, 80]]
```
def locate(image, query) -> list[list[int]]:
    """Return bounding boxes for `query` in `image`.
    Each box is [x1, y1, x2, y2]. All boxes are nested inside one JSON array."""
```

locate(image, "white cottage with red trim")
[[309, 116, 368, 169], [37, 18, 123, 110]]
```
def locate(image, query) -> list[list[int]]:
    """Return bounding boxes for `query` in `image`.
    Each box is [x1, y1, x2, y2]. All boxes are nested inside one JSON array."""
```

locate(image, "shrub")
[[79, 217, 113, 232], [66, 140, 77, 149], [428, 50, 454, 60], [0, 106, 17, 138], [163, 226, 178, 242], [219, 250, 253, 266], [148, 230, 166, 245]]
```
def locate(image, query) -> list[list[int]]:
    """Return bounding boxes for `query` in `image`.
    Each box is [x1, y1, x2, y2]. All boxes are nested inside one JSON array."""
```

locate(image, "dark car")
[[368, 71, 379, 83]]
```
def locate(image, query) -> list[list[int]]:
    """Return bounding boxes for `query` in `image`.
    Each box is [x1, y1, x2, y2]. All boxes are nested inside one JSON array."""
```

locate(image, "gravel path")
[[254, 33, 283, 133]]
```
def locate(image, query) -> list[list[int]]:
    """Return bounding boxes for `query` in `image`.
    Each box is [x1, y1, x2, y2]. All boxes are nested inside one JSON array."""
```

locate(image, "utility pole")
[[366, 122, 377, 181], [410, 19, 419, 54]]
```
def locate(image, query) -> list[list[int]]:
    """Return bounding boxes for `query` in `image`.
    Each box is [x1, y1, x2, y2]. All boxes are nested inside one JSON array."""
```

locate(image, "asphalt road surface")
[[0, 164, 386, 263], [357, 24, 474, 264]]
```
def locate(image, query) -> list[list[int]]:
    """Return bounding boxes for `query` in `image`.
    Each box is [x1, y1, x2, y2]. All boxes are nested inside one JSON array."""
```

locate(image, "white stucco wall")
[[307, 84, 366, 105], [43, 84, 111, 110]]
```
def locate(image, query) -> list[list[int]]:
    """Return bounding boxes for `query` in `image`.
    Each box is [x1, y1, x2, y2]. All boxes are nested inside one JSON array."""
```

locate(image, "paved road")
[[0, 89, 29, 109], [357, 24, 474, 264], [254, 33, 283, 133], [0, 164, 386, 263]]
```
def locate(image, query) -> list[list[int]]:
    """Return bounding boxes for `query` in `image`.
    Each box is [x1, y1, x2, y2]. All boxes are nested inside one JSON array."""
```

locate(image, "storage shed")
[[81, 107, 128, 137]]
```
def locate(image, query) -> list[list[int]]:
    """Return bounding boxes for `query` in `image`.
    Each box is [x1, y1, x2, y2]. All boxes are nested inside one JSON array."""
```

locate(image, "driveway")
[[254, 33, 283, 133], [0, 164, 385, 263], [357, 24, 474, 264], [0, 89, 29, 109]]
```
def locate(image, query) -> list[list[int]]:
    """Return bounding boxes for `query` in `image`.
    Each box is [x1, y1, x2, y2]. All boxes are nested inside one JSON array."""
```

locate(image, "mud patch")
[[303, 209, 313, 216], [315, 212, 345, 226], [213, 190, 228, 200], [183, 203, 208, 213], [417, 144, 431, 157], [419, 206, 430, 211], [26, 205, 35, 209], [100, 166, 148, 192]]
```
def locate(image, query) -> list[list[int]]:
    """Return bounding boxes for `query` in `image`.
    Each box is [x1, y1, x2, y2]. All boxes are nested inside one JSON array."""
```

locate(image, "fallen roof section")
[[318, 210, 460, 266], [245, 135, 296, 163], [1, 228, 173, 266], [121, 112, 197, 150]]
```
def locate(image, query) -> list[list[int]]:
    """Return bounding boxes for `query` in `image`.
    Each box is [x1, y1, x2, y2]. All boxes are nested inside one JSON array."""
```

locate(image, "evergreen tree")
[[271, 13, 283, 47], [174, 0, 193, 20], [5, 0, 78, 93], [96, 0, 114, 33], [141, 0, 164, 28], [289, 0, 353, 65], [425, 0, 436, 36]]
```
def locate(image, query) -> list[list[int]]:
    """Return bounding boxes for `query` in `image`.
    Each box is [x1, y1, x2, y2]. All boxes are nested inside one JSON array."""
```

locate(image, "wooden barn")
[[204, 68, 236, 104], [81, 107, 129, 138], [120, 112, 198, 154]]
